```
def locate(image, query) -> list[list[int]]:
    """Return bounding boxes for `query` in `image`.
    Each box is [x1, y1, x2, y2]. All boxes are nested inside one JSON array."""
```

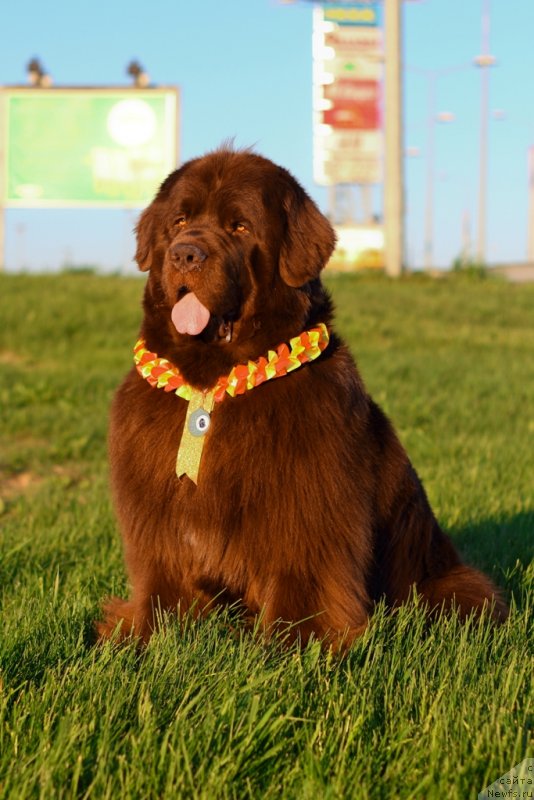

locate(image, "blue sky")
[[1, 0, 533, 271]]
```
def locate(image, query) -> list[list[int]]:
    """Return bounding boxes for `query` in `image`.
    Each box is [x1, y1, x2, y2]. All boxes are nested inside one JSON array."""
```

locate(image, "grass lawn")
[[0, 271, 532, 799]]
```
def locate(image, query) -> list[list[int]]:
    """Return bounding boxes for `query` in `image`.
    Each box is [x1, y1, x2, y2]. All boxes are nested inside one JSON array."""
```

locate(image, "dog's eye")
[[174, 216, 187, 228], [232, 222, 248, 234]]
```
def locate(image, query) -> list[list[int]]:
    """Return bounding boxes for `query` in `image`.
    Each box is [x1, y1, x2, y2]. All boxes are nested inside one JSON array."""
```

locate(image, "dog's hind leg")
[[417, 564, 508, 622], [373, 448, 508, 624]]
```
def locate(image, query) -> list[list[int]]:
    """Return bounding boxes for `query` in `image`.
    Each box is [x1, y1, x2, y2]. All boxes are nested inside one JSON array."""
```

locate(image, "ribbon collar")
[[134, 323, 330, 402], [133, 323, 329, 483]]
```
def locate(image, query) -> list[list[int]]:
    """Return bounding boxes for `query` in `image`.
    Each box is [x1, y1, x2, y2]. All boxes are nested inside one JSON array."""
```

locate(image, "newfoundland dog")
[[96, 148, 507, 649]]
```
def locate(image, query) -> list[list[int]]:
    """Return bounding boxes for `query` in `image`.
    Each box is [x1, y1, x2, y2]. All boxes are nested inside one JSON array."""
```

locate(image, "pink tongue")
[[171, 292, 211, 336]]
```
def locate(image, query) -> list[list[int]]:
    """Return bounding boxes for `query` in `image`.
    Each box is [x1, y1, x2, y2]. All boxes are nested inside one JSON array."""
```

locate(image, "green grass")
[[0, 272, 533, 800]]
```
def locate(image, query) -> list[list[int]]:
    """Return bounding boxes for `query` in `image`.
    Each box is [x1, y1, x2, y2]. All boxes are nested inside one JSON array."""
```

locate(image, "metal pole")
[[462, 208, 472, 261], [0, 204, 4, 273], [528, 147, 534, 263], [328, 184, 336, 223], [361, 185, 373, 224], [409, 62, 468, 270], [476, 0, 493, 264], [424, 73, 436, 271], [0, 89, 5, 271], [384, 0, 404, 276]]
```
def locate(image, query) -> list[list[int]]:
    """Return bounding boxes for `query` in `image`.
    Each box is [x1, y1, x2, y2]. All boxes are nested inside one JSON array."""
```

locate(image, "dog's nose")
[[170, 243, 207, 272]]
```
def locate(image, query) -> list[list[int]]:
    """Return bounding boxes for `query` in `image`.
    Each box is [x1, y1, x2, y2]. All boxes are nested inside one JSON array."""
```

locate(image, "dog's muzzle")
[[170, 243, 207, 274]]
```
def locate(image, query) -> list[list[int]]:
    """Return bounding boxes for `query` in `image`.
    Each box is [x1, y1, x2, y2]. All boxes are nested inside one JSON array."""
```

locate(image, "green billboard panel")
[[2, 88, 178, 207]]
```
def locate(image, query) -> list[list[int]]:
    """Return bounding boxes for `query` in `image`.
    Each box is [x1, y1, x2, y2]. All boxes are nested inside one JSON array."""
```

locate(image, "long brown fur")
[[96, 148, 508, 649]]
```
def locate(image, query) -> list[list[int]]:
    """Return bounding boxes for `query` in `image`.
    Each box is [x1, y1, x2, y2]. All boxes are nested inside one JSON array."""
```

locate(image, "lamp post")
[[474, 0, 496, 264], [423, 101, 456, 270], [126, 60, 150, 88], [409, 64, 467, 270], [26, 58, 52, 87], [528, 148, 534, 264]]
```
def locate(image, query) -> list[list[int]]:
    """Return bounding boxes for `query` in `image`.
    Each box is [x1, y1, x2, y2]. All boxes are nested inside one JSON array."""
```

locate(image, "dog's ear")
[[279, 179, 336, 288], [135, 165, 189, 271], [135, 206, 156, 272]]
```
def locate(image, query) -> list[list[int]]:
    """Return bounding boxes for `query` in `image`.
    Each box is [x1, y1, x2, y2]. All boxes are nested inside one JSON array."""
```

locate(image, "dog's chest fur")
[[110, 348, 373, 598]]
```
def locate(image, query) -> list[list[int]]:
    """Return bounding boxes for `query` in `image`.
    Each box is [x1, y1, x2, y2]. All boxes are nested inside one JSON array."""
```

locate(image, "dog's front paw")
[[95, 596, 140, 644]]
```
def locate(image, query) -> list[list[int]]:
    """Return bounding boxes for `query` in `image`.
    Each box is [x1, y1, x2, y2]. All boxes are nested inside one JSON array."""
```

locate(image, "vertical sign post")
[[384, 0, 404, 276]]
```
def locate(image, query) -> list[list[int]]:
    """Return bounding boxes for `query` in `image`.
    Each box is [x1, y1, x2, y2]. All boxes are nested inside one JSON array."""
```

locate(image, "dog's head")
[[136, 148, 336, 385]]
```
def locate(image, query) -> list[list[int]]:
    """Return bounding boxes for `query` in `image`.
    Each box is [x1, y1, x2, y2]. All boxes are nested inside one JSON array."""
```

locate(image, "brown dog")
[[97, 148, 507, 648]]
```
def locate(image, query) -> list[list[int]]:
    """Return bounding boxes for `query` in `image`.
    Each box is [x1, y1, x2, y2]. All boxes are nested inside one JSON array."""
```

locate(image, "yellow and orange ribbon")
[[133, 322, 330, 404]]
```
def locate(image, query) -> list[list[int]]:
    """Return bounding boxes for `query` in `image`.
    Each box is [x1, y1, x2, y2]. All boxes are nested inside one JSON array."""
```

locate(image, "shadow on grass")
[[450, 509, 533, 603]]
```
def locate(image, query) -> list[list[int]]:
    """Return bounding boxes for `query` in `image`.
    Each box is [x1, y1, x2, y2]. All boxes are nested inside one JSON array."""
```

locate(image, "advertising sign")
[[313, 3, 383, 186], [328, 223, 385, 271], [323, 2, 380, 26], [2, 88, 178, 207]]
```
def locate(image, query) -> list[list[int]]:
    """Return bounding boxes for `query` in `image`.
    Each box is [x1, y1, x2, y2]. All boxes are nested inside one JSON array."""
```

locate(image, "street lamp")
[[424, 107, 455, 270], [126, 60, 150, 88], [474, 0, 496, 264], [528, 148, 534, 263], [26, 58, 52, 87], [408, 64, 468, 270]]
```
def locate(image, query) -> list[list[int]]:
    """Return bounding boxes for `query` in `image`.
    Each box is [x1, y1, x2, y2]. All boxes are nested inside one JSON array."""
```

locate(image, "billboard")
[[327, 223, 384, 271], [313, 3, 383, 185], [1, 87, 178, 207]]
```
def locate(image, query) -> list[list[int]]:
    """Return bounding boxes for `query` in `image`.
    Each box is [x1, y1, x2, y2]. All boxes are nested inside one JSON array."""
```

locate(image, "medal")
[[176, 389, 215, 484], [133, 324, 330, 486]]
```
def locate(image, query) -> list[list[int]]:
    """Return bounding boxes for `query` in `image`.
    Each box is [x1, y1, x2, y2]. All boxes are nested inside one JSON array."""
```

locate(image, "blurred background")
[[1, 0, 533, 276]]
